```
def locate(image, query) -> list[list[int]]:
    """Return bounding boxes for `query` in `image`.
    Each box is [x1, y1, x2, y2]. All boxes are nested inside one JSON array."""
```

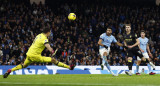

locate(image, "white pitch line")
[[0, 82, 159, 86]]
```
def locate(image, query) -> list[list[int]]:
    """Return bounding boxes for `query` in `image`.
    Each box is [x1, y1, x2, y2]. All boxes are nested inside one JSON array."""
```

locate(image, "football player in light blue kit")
[[98, 27, 123, 76], [136, 30, 156, 75]]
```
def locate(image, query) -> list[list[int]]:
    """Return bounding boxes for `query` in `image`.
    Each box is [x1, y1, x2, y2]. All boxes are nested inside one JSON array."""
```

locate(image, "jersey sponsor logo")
[[125, 39, 132, 41]]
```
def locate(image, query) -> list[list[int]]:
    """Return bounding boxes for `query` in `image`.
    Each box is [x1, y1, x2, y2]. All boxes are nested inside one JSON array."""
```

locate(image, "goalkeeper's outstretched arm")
[[45, 43, 54, 54]]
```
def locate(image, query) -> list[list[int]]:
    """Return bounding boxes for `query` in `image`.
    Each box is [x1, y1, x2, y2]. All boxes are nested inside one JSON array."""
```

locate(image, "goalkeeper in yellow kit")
[[3, 28, 75, 78]]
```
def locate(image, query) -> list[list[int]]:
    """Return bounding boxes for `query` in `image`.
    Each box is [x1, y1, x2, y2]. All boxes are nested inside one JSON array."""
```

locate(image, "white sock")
[[149, 62, 155, 69], [129, 70, 132, 73]]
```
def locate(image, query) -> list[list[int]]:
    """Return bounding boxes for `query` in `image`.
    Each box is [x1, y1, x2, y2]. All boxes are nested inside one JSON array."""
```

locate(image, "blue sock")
[[102, 57, 105, 65], [104, 60, 113, 74], [147, 63, 151, 72], [136, 65, 139, 73]]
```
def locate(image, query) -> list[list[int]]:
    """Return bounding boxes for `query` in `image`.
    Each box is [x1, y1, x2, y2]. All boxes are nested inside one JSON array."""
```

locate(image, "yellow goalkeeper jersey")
[[26, 33, 48, 55]]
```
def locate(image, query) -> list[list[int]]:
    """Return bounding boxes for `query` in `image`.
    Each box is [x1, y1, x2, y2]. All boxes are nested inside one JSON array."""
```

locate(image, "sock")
[[56, 61, 70, 69], [102, 56, 106, 65], [147, 63, 151, 72], [105, 60, 114, 74], [129, 70, 132, 73], [128, 60, 132, 71], [136, 65, 139, 73], [149, 62, 155, 69], [11, 64, 23, 72]]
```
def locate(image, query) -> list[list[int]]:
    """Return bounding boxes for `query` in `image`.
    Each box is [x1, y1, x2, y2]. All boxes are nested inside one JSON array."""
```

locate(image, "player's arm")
[[123, 40, 128, 49], [45, 43, 54, 54], [113, 36, 123, 47], [138, 43, 144, 53], [45, 43, 53, 52], [123, 40, 127, 46], [122, 34, 128, 49], [98, 39, 108, 49], [128, 33, 139, 48], [128, 38, 140, 48], [43, 39, 56, 56], [45, 43, 58, 56], [147, 44, 151, 54], [147, 43, 152, 57], [115, 42, 123, 46]]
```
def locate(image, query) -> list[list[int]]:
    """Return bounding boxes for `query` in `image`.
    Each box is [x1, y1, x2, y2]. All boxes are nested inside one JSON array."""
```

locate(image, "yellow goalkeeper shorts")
[[24, 54, 52, 66]]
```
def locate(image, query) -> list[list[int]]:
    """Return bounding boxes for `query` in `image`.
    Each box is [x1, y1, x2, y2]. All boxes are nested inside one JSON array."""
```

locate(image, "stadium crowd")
[[0, 0, 160, 66]]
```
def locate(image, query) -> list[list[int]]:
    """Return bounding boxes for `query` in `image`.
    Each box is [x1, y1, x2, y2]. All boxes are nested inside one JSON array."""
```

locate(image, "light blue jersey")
[[138, 37, 149, 53], [99, 33, 117, 49]]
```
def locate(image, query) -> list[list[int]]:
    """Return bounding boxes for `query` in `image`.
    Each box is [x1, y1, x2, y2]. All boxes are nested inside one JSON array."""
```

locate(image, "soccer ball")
[[68, 13, 76, 20]]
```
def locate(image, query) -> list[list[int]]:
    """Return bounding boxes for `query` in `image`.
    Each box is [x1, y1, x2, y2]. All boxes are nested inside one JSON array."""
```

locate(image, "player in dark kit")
[[123, 24, 143, 76]]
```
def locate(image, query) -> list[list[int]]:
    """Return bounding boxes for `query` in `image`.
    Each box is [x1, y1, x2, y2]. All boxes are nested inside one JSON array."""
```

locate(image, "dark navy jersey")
[[123, 32, 138, 46]]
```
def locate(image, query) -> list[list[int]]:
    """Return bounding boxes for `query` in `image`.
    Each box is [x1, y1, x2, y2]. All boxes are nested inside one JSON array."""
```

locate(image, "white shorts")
[[137, 52, 149, 61], [99, 47, 110, 58]]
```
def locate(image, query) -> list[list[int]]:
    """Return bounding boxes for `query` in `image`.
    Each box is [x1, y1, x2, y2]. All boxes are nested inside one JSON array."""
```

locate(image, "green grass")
[[0, 74, 160, 86]]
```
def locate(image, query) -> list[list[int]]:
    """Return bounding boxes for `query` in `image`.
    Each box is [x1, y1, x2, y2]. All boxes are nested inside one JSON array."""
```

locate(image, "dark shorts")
[[126, 47, 143, 58]]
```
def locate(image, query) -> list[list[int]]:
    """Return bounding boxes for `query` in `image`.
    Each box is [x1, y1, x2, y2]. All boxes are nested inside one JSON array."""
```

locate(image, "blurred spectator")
[[62, 50, 67, 58]]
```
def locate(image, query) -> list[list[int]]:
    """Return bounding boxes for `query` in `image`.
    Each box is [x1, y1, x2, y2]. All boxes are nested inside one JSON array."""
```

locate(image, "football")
[[68, 13, 76, 20]]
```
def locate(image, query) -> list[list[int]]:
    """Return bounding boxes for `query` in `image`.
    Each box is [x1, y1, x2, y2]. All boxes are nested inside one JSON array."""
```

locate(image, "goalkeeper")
[[3, 27, 75, 78]]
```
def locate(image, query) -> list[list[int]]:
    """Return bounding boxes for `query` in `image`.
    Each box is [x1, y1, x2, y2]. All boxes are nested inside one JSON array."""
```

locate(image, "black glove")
[[103, 45, 108, 49]]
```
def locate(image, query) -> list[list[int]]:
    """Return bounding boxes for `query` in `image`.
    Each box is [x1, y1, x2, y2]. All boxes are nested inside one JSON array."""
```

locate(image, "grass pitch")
[[0, 74, 160, 86]]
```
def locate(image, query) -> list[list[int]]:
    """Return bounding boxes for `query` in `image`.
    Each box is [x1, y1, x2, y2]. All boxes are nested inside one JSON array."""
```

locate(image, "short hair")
[[141, 30, 145, 33], [107, 27, 112, 30], [43, 27, 51, 33], [125, 24, 131, 27]]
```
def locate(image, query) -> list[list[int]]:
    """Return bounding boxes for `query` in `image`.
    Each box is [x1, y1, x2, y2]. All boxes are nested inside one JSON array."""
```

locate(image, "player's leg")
[[146, 58, 155, 70], [130, 50, 144, 76], [41, 56, 75, 70], [125, 56, 133, 75], [12, 56, 32, 71], [103, 52, 115, 76], [144, 55, 155, 70], [147, 61, 152, 73], [101, 48, 117, 76], [136, 56, 141, 75], [146, 59, 156, 75], [3, 56, 32, 78], [99, 48, 106, 70], [143, 53, 156, 75], [136, 51, 155, 75], [125, 49, 133, 76], [101, 57, 105, 70]]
